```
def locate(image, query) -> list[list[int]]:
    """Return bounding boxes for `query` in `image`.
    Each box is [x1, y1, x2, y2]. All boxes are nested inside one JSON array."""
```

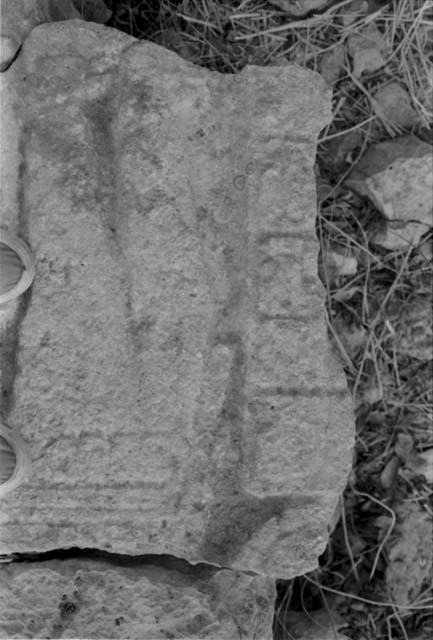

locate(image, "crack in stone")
[[0, 547, 231, 576]]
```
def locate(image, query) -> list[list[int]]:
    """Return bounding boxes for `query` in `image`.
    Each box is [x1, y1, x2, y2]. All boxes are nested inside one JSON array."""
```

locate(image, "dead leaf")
[[331, 250, 358, 276], [415, 449, 433, 483], [374, 514, 394, 539], [374, 221, 432, 251], [418, 236, 433, 262], [332, 285, 360, 302], [320, 241, 358, 283], [159, 29, 197, 61], [330, 315, 366, 361], [72, 0, 111, 24], [319, 45, 345, 86], [380, 455, 402, 489], [386, 502, 432, 610], [323, 129, 363, 173], [265, 0, 328, 16], [339, 0, 369, 26], [372, 82, 418, 130], [316, 175, 335, 202], [347, 24, 387, 77], [394, 433, 415, 461], [356, 379, 383, 406], [393, 434, 433, 482], [397, 297, 433, 361], [400, 445, 433, 483], [278, 608, 350, 640]]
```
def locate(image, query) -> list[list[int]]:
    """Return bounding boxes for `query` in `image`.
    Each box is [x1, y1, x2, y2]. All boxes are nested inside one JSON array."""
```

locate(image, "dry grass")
[[100, 1, 433, 638]]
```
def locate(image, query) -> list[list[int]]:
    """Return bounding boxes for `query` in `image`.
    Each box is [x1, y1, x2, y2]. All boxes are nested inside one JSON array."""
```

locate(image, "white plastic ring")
[[0, 230, 35, 304], [0, 423, 31, 498]]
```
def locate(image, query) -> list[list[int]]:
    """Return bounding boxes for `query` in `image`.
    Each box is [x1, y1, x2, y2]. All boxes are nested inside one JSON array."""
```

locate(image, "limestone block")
[[0, 556, 275, 639], [0, 19, 355, 578]]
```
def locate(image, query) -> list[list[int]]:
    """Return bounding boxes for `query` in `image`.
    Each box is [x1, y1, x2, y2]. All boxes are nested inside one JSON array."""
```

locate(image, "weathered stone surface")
[[0, 0, 112, 72], [0, 20, 355, 578], [345, 135, 433, 249], [0, 556, 275, 639], [0, 0, 81, 71]]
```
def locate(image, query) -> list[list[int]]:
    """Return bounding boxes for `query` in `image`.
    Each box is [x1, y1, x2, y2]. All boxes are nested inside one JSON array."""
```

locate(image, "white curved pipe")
[[0, 230, 35, 304]]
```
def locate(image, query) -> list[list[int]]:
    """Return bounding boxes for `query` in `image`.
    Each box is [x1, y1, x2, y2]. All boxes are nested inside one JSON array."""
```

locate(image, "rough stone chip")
[[0, 556, 275, 639], [345, 135, 433, 249], [0, 20, 354, 578]]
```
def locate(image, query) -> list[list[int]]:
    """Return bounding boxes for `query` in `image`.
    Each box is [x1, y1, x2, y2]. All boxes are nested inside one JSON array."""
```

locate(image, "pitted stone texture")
[[0, 556, 275, 639], [0, 20, 355, 577]]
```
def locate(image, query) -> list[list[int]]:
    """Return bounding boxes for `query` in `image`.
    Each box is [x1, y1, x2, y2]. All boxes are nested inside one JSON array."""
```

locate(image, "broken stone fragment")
[[345, 135, 433, 249], [0, 19, 355, 581], [0, 556, 276, 639]]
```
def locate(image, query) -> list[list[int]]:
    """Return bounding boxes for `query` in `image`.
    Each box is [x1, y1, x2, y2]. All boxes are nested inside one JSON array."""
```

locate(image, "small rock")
[[345, 135, 433, 249], [346, 23, 387, 78]]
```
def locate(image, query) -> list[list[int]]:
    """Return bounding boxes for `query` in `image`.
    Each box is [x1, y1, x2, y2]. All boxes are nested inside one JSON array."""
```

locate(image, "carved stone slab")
[[0, 19, 354, 578]]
